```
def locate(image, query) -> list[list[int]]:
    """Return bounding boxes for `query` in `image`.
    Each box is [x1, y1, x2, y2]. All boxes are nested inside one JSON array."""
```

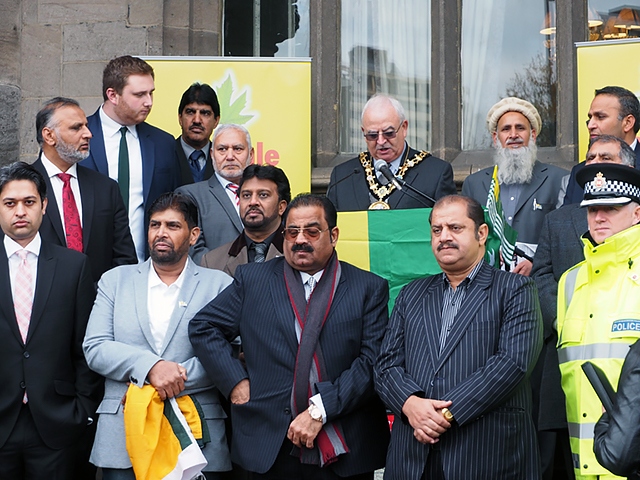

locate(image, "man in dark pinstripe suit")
[[190, 194, 390, 479], [376, 195, 543, 480]]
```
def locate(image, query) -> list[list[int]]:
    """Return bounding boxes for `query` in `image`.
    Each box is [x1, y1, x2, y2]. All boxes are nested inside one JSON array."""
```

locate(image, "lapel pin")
[[178, 301, 187, 308], [532, 198, 542, 211]]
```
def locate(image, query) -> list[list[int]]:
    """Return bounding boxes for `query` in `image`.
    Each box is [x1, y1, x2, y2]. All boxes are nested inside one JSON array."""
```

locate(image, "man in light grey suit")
[[376, 195, 542, 480], [83, 192, 233, 480], [462, 97, 566, 276], [176, 124, 254, 264]]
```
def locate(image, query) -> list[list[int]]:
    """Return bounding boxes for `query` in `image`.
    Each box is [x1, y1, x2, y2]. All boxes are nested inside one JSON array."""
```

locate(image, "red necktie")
[[226, 182, 240, 207], [57, 173, 83, 252]]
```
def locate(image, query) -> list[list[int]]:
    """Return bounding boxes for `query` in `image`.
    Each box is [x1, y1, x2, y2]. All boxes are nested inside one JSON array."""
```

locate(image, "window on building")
[[461, 0, 557, 149], [339, 0, 431, 154], [223, 0, 309, 57], [588, 1, 640, 41]]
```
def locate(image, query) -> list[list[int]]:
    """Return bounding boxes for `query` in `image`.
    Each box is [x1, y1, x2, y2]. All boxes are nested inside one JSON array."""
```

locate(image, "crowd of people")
[[1, 54, 639, 480]]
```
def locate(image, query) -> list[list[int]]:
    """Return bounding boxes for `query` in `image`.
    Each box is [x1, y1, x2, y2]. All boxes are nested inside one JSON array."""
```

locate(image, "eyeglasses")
[[282, 227, 330, 241], [363, 123, 403, 142]]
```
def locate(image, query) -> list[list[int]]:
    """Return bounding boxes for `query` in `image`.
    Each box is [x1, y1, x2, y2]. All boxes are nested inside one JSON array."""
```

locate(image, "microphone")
[[374, 160, 403, 190], [326, 168, 360, 197]]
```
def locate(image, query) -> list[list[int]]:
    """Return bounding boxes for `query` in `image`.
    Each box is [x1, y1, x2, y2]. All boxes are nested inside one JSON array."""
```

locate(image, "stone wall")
[[0, 0, 220, 165]]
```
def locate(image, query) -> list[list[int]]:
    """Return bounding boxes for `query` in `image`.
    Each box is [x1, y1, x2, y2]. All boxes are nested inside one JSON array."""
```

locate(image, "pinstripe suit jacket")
[[375, 261, 543, 480], [189, 257, 391, 475]]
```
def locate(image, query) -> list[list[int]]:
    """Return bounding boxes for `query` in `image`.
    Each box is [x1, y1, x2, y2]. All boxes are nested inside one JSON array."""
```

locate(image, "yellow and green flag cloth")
[[484, 165, 518, 269], [336, 209, 441, 309]]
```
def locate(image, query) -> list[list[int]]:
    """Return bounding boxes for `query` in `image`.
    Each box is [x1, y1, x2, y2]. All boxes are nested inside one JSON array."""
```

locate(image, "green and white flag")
[[484, 165, 518, 269]]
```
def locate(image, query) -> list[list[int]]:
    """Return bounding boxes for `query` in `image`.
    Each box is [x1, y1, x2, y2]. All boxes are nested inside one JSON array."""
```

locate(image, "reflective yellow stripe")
[[568, 421, 596, 440], [558, 343, 631, 364]]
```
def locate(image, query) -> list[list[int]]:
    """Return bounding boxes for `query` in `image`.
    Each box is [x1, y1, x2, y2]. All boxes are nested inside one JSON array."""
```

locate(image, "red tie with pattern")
[[57, 173, 83, 252], [226, 182, 240, 207]]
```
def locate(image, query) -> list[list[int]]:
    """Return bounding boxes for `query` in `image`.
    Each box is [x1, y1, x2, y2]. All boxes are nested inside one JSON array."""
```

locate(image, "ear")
[[531, 129, 537, 141], [105, 87, 119, 105], [478, 223, 489, 246], [189, 226, 201, 246], [623, 114, 636, 134], [41, 126, 57, 147], [278, 200, 287, 216], [41, 197, 48, 215], [248, 147, 255, 164], [491, 131, 498, 146], [212, 116, 220, 129], [330, 226, 339, 245]]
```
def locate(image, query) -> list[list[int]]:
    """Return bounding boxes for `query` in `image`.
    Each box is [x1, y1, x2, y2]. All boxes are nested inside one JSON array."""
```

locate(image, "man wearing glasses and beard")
[[190, 193, 390, 479], [327, 94, 456, 211]]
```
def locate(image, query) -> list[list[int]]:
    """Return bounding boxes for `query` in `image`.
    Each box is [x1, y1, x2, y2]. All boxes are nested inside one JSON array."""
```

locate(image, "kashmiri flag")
[[336, 209, 440, 310], [484, 165, 518, 269]]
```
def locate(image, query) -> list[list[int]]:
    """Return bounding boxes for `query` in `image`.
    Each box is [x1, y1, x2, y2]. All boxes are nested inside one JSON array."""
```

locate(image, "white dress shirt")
[[99, 106, 145, 261], [5, 233, 41, 305], [40, 153, 83, 230], [214, 172, 240, 216], [147, 258, 189, 352]]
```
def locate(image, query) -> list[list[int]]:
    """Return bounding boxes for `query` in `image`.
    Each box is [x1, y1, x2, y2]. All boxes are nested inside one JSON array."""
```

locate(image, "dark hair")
[[102, 55, 154, 101], [283, 194, 337, 230], [595, 86, 640, 135], [238, 165, 291, 204], [178, 83, 221, 118], [588, 134, 636, 166], [0, 162, 47, 202], [148, 193, 199, 230], [429, 195, 486, 236], [35, 97, 81, 145]]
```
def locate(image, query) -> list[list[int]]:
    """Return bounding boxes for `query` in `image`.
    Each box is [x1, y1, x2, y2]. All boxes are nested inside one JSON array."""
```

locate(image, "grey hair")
[[212, 124, 252, 150], [361, 94, 406, 125]]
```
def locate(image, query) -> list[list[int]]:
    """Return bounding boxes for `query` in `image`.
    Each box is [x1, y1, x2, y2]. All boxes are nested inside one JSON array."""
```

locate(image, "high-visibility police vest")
[[557, 224, 640, 479]]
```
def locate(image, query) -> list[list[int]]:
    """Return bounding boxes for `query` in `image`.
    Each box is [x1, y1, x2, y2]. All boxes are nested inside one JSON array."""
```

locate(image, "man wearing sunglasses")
[[190, 193, 391, 479], [327, 94, 456, 211]]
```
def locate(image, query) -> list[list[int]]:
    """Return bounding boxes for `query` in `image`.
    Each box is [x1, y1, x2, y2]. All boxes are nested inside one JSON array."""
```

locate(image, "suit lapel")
[[513, 162, 546, 216], [420, 276, 443, 374], [226, 248, 248, 277], [28, 242, 57, 344], [86, 111, 110, 176], [435, 263, 491, 371], [269, 260, 299, 355], [33, 159, 66, 245], [204, 150, 215, 179], [77, 167, 95, 251], [133, 261, 156, 352], [138, 123, 154, 205], [209, 178, 243, 232], [159, 262, 198, 355], [0, 243, 23, 345]]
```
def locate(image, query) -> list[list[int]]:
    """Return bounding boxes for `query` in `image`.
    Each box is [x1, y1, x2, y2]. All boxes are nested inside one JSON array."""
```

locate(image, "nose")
[[587, 117, 596, 130], [144, 93, 153, 107], [193, 111, 201, 123], [440, 227, 453, 241], [376, 132, 387, 145], [83, 126, 92, 139], [15, 202, 26, 216]]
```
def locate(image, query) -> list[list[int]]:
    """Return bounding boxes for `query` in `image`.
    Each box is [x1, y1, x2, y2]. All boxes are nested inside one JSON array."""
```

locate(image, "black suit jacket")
[[0, 241, 102, 450], [326, 146, 456, 211], [175, 137, 215, 186], [33, 159, 137, 283], [563, 141, 640, 205], [189, 257, 390, 475], [530, 203, 586, 430], [375, 262, 542, 479]]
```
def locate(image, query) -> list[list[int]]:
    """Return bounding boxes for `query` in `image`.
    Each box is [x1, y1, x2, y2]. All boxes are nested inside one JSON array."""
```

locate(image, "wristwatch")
[[441, 407, 454, 422], [308, 403, 323, 423]]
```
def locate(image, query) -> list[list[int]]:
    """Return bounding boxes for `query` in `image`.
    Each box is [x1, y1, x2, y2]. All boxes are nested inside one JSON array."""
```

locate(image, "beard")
[[493, 142, 537, 185], [55, 137, 90, 165]]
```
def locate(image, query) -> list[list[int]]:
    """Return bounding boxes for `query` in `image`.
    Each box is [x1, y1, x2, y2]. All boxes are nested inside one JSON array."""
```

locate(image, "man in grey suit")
[[83, 192, 233, 480], [530, 135, 636, 480], [462, 97, 567, 276], [176, 124, 253, 264], [201, 164, 290, 276], [376, 194, 542, 480]]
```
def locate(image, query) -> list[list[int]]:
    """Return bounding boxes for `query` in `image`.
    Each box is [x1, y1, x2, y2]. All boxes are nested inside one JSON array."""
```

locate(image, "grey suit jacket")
[[462, 161, 567, 245], [375, 262, 542, 479], [83, 259, 233, 471], [200, 230, 284, 277], [176, 176, 243, 264], [530, 203, 587, 430]]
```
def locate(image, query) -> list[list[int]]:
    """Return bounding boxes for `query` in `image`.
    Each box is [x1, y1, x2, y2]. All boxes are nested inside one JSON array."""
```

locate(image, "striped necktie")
[[226, 182, 239, 206]]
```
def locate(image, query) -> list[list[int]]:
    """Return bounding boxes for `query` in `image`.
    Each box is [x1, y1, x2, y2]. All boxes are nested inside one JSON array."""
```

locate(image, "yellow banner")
[[576, 39, 640, 162], [144, 57, 311, 195]]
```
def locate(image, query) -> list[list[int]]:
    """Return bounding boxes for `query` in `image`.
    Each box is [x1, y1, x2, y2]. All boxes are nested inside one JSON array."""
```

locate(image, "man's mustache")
[[437, 241, 459, 251], [291, 244, 314, 253]]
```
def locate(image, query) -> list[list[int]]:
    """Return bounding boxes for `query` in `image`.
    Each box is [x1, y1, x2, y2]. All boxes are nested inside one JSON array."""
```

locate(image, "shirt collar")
[[40, 152, 79, 179], [4, 232, 42, 259], [180, 137, 210, 160], [300, 269, 324, 285], [215, 171, 237, 190], [99, 106, 138, 139], [443, 259, 483, 289], [148, 257, 190, 289]]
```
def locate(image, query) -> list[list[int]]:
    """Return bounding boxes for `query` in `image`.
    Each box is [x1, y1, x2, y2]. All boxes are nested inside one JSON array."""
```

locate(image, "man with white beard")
[[462, 97, 567, 276], [33, 97, 137, 285]]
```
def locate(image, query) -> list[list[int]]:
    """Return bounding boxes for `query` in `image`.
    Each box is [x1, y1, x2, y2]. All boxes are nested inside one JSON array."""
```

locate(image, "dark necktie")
[[57, 173, 83, 252], [189, 150, 205, 183], [254, 242, 268, 263], [118, 126, 130, 210]]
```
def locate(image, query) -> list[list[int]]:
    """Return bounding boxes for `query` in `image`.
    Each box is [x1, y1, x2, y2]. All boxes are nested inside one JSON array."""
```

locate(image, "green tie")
[[118, 126, 130, 211]]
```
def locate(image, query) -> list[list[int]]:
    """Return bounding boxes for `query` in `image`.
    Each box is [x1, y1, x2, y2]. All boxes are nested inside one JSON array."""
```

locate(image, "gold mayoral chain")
[[360, 150, 429, 210]]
